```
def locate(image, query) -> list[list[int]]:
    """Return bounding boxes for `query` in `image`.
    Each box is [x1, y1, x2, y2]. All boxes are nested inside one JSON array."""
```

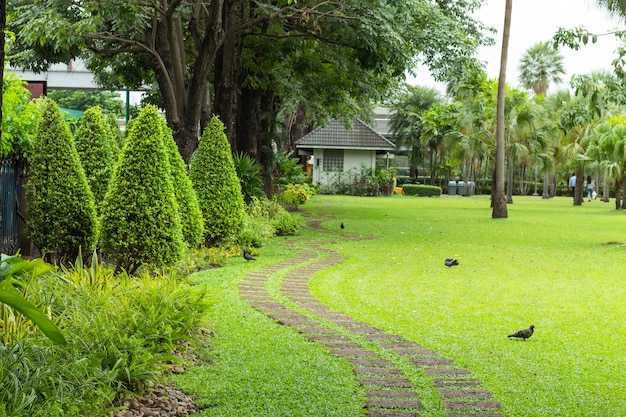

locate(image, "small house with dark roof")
[[294, 119, 395, 186]]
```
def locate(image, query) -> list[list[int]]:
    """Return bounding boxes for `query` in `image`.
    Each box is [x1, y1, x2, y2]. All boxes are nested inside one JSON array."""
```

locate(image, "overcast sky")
[[409, 0, 626, 93]]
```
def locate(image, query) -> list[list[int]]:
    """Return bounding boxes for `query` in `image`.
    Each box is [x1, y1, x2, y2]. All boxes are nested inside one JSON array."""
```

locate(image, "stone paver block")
[[329, 347, 377, 357], [391, 348, 438, 357], [444, 401, 502, 411], [347, 359, 395, 368], [410, 357, 454, 366], [366, 399, 423, 410], [433, 379, 482, 388], [439, 389, 492, 399], [296, 327, 337, 334], [360, 377, 414, 388], [367, 390, 419, 399], [424, 368, 472, 377], [354, 367, 402, 376], [365, 334, 404, 342], [367, 411, 420, 417]]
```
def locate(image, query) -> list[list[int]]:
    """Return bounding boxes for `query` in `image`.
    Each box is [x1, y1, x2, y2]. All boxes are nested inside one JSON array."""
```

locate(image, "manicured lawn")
[[176, 194, 626, 417], [307, 194, 626, 417]]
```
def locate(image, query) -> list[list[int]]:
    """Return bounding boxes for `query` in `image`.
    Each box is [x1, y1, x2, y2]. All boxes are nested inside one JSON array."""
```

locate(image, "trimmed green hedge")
[[401, 184, 442, 197]]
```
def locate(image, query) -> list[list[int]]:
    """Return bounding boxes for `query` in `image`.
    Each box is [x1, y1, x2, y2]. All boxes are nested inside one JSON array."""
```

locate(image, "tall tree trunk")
[[542, 170, 550, 199], [506, 159, 514, 203], [601, 175, 610, 202], [213, 0, 242, 151], [615, 178, 623, 210], [238, 87, 262, 160], [574, 166, 584, 205], [492, 0, 512, 218]]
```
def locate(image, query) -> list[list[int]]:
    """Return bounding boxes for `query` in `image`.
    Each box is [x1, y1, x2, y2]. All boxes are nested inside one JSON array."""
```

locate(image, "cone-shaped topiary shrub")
[[190, 115, 245, 245], [157, 117, 204, 248], [74, 106, 116, 211], [105, 112, 123, 161], [25, 98, 98, 260], [99, 105, 184, 273]]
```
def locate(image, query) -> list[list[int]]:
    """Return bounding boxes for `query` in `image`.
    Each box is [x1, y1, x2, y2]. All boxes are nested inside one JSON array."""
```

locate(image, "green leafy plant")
[[401, 184, 442, 196], [233, 151, 265, 203], [24, 98, 98, 261], [158, 117, 204, 248], [190, 116, 245, 245], [74, 106, 117, 210], [100, 105, 184, 274], [1, 73, 41, 159], [0, 253, 66, 345]]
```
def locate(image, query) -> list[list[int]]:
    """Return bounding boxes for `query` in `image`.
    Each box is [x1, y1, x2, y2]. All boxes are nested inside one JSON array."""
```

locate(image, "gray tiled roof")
[[294, 119, 395, 150]]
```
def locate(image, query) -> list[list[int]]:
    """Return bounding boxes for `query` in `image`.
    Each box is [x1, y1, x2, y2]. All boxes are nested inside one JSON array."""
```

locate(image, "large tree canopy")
[[7, 0, 494, 163]]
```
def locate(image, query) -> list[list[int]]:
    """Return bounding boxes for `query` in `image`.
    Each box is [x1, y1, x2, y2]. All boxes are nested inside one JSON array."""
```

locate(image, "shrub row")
[[401, 184, 442, 197]]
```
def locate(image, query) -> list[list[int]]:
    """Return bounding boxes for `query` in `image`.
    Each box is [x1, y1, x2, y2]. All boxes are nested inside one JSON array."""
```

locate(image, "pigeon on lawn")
[[508, 325, 535, 341], [243, 248, 256, 261], [444, 258, 459, 267], [340, 222, 345, 230]]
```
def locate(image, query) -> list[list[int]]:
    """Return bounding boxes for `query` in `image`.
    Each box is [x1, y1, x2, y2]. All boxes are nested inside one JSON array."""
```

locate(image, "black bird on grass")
[[243, 248, 256, 261], [444, 258, 458, 267], [508, 325, 535, 341], [340, 222, 345, 230]]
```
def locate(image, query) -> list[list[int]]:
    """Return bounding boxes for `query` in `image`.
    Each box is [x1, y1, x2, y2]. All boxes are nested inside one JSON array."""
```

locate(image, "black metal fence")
[[0, 158, 24, 255]]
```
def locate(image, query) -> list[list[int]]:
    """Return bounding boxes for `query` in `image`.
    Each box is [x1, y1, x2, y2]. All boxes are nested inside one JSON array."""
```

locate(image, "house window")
[[323, 149, 344, 171]]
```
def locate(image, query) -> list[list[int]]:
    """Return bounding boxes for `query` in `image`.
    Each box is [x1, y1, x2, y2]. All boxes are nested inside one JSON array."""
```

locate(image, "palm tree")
[[389, 85, 441, 180], [492, 0, 512, 218], [518, 41, 566, 96], [594, 0, 626, 17]]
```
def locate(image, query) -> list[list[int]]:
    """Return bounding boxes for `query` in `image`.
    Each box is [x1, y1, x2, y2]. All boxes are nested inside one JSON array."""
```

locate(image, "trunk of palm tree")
[[506, 159, 514, 203], [542, 170, 550, 199], [601, 175, 610, 202], [615, 178, 623, 209], [492, 0, 512, 218], [574, 166, 585, 205]]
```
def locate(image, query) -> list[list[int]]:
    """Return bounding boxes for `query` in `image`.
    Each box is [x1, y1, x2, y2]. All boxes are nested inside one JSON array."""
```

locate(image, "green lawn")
[[307, 194, 626, 417], [177, 194, 626, 417]]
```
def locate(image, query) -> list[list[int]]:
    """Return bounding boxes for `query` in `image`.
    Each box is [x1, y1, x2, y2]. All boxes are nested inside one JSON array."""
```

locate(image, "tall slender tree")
[[493, 0, 512, 218]]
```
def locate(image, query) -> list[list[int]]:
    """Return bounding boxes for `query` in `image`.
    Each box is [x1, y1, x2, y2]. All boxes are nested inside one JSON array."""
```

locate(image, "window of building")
[[323, 149, 344, 171]]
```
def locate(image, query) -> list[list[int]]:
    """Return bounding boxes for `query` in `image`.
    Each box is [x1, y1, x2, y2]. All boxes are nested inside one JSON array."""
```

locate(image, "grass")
[[173, 242, 366, 416], [308, 194, 626, 417], [177, 194, 626, 417]]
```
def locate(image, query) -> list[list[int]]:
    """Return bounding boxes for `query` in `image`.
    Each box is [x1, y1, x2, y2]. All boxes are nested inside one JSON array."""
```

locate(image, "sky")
[[408, 0, 626, 93]]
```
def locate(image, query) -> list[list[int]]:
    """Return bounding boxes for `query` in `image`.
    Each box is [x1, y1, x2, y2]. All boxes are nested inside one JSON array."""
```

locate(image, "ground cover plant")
[[304, 195, 626, 417]]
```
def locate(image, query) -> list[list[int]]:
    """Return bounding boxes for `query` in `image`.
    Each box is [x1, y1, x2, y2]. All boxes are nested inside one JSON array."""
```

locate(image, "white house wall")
[[311, 148, 376, 186]]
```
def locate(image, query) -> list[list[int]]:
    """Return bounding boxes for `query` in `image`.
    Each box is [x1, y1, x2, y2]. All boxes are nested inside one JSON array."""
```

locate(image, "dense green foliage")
[[233, 151, 264, 203], [46, 90, 124, 116], [401, 184, 442, 197], [190, 116, 245, 245], [100, 105, 184, 273], [158, 117, 205, 248], [0, 252, 210, 416], [25, 98, 98, 260], [73, 106, 116, 209], [320, 166, 394, 196], [1, 73, 40, 158]]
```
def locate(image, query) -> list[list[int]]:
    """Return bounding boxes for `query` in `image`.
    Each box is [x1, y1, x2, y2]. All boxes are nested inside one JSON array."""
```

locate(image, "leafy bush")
[[190, 116, 245, 245], [320, 166, 395, 196], [99, 105, 184, 273], [238, 212, 275, 248], [1, 73, 41, 159], [402, 184, 442, 197], [273, 150, 306, 186], [25, 98, 98, 261], [277, 183, 314, 210], [3, 252, 213, 416], [233, 152, 264, 203], [158, 117, 204, 248], [271, 210, 303, 236], [74, 106, 117, 210]]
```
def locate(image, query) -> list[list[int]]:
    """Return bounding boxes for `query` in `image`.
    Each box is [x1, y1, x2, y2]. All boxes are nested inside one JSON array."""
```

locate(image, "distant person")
[[568, 173, 576, 200], [586, 175, 595, 202]]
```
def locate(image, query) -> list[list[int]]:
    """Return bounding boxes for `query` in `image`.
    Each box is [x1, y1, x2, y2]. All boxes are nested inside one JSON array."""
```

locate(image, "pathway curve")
[[238, 219, 505, 417]]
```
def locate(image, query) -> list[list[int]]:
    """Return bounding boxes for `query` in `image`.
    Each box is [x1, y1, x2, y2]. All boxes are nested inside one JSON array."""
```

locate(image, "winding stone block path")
[[238, 221, 504, 417]]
